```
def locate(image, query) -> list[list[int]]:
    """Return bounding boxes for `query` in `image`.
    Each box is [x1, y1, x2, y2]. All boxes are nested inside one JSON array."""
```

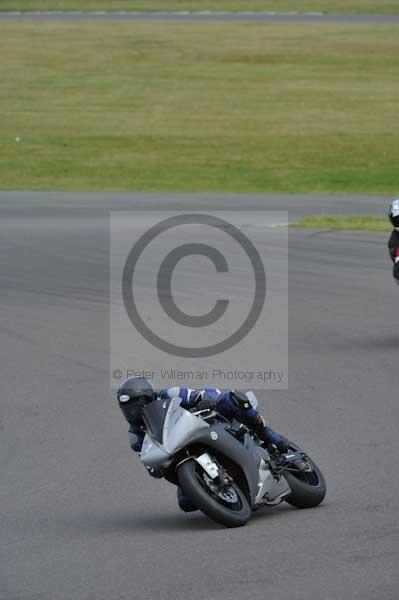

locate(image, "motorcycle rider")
[[117, 377, 290, 513], [388, 198, 399, 283]]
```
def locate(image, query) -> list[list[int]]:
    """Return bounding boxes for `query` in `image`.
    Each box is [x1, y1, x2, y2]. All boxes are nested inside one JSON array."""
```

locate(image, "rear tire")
[[177, 459, 251, 528], [284, 455, 326, 509]]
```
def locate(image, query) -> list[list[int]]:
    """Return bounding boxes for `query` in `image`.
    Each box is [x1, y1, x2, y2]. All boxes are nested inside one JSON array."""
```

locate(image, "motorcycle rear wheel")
[[177, 459, 251, 528], [284, 455, 326, 509]]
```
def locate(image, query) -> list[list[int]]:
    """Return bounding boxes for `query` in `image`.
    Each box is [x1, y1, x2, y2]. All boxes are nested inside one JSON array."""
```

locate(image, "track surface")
[[0, 11, 399, 23], [1, 192, 398, 600]]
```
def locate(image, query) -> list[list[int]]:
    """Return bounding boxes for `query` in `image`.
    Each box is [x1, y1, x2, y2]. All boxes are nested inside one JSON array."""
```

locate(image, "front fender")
[[183, 424, 260, 507]]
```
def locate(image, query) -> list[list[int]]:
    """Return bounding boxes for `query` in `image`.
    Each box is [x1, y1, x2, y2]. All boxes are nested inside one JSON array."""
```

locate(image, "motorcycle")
[[139, 394, 326, 528]]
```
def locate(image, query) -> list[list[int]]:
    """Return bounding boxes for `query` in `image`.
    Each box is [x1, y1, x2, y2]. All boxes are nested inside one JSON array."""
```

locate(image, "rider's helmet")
[[388, 199, 399, 228], [117, 377, 157, 424]]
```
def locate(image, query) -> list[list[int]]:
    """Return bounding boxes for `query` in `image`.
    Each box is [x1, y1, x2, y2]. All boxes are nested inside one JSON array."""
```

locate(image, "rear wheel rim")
[[290, 462, 320, 486]]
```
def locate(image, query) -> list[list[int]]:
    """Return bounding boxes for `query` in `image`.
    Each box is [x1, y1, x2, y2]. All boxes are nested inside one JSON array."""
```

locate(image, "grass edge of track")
[[290, 215, 390, 231]]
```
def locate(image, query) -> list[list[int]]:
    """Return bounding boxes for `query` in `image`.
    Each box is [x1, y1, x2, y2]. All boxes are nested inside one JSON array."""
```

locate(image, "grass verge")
[[290, 215, 391, 231], [1, 1, 399, 14], [1, 21, 399, 192]]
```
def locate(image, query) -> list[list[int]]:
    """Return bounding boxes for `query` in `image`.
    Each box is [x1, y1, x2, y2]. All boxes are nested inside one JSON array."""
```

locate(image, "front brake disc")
[[203, 473, 238, 504]]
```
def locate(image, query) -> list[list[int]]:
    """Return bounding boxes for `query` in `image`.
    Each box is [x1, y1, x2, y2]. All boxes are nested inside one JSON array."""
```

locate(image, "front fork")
[[179, 452, 232, 489]]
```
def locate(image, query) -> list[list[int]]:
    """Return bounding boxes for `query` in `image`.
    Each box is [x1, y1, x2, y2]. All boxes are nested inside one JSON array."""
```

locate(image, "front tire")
[[284, 455, 326, 509], [177, 459, 251, 528]]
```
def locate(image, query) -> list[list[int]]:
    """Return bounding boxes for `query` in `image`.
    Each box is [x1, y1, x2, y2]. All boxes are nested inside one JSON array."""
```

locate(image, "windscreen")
[[142, 398, 172, 444]]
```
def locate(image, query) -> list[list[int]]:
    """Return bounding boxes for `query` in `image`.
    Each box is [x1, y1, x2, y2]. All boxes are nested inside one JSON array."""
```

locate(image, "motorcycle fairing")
[[255, 461, 291, 504], [179, 424, 261, 507], [140, 398, 291, 507], [140, 397, 209, 466]]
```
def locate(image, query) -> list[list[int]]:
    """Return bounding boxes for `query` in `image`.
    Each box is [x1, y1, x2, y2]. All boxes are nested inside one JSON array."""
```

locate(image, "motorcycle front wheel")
[[177, 459, 251, 528]]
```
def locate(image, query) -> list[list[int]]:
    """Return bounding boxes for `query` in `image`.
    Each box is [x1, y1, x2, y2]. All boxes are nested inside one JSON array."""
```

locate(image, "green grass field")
[[1, 21, 398, 192], [291, 215, 391, 231], [1, 1, 399, 13]]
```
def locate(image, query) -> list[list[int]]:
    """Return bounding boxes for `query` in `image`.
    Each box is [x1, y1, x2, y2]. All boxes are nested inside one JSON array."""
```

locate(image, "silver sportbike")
[[140, 393, 326, 528]]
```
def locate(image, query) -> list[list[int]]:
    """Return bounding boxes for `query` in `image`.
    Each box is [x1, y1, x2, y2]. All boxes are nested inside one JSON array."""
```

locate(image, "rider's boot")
[[263, 426, 290, 453]]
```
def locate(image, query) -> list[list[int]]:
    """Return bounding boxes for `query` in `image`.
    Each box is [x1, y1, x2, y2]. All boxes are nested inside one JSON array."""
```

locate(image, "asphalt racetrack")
[[1, 192, 398, 600]]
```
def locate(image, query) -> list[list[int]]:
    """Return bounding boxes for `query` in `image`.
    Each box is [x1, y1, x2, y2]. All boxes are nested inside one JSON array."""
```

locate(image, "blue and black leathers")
[[215, 391, 287, 447]]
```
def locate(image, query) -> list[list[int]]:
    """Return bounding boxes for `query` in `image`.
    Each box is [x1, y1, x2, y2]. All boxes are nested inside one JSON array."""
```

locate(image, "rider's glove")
[[196, 395, 217, 412], [181, 390, 204, 410], [191, 390, 204, 404]]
